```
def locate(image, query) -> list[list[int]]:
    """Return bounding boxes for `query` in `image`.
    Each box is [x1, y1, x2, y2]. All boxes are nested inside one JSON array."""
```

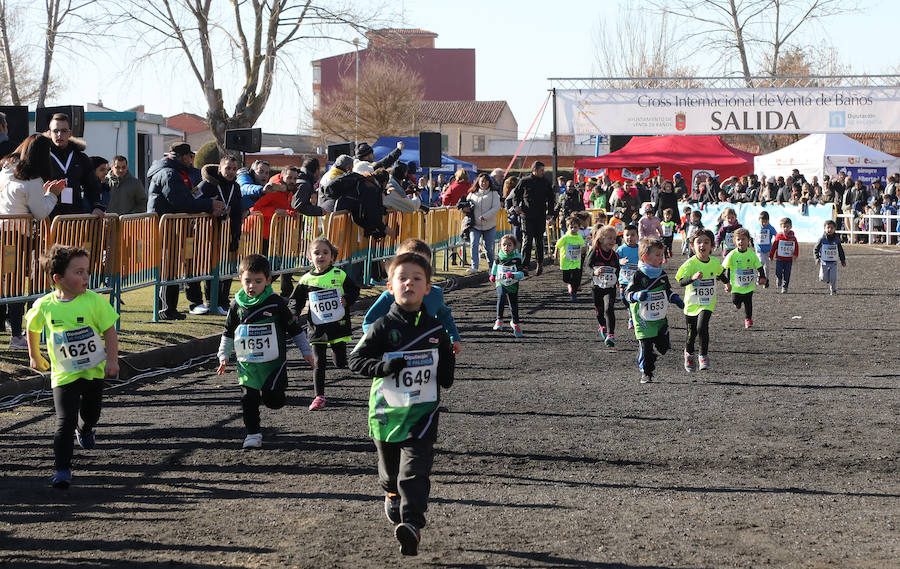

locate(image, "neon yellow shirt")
[[25, 290, 119, 388], [723, 248, 762, 294], [675, 256, 724, 315], [555, 233, 586, 270]]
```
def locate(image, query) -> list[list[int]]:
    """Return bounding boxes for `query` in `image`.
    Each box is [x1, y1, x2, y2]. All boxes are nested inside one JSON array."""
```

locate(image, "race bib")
[[662, 224, 673, 237], [235, 323, 278, 363], [690, 278, 716, 306], [757, 231, 771, 245], [736, 268, 756, 287], [638, 291, 668, 321], [777, 240, 795, 257], [53, 326, 105, 372], [620, 263, 638, 284], [565, 243, 582, 261], [308, 288, 345, 325], [381, 349, 438, 407], [592, 266, 617, 288], [497, 264, 516, 287], [724, 232, 735, 249], [821, 244, 838, 262]]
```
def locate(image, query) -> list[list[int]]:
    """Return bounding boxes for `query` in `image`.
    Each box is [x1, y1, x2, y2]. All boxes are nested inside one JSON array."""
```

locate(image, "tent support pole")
[[551, 87, 558, 182]]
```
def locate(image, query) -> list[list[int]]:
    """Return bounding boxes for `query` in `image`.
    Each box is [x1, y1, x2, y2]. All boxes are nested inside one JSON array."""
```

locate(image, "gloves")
[[385, 357, 407, 375], [489, 275, 496, 283], [671, 294, 685, 309], [505, 272, 513, 279], [637, 290, 649, 301]]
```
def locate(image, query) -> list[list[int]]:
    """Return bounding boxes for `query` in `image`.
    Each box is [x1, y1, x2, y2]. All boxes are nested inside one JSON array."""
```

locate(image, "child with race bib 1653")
[[490, 234, 526, 338], [617, 225, 640, 329], [348, 252, 455, 557], [588, 225, 620, 347], [624, 238, 685, 384], [218, 254, 313, 449], [25, 245, 120, 489], [555, 216, 587, 302], [813, 219, 846, 295], [723, 228, 767, 329], [289, 237, 361, 411], [675, 229, 730, 373], [769, 217, 800, 293]]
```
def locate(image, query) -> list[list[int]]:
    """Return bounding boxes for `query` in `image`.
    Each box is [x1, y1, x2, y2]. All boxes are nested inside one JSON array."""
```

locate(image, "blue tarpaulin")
[[371, 136, 478, 181]]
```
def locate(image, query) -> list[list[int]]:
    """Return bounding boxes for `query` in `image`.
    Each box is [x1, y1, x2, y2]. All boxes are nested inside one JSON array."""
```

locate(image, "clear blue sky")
[[45, 0, 899, 138]]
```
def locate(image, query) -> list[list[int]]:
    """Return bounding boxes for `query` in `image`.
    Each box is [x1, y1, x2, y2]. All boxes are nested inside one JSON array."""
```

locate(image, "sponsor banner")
[[576, 167, 659, 184], [557, 87, 900, 135], [835, 166, 886, 184], [697, 203, 835, 243]]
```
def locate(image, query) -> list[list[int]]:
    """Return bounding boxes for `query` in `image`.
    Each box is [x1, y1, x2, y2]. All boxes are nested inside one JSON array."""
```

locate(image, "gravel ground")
[[1, 244, 898, 569]]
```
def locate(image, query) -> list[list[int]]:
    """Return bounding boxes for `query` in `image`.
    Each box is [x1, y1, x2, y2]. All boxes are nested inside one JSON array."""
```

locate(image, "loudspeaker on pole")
[[327, 142, 353, 161], [419, 131, 442, 168], [224, 128, 262, 153]]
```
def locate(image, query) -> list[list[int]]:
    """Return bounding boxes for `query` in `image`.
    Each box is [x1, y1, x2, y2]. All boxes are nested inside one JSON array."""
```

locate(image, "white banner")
[[557, 87, 900, 135]]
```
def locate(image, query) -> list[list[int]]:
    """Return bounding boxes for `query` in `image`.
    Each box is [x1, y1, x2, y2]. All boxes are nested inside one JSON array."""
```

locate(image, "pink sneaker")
[[308, 396, 326, 411], [745, 318, 753, 328]]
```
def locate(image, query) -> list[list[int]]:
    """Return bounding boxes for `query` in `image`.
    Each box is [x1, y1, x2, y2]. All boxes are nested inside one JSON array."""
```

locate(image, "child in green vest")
[[723, 228, 767, 328], [555, 216, 586, 301], [489, 234, 526, 337], [348, 252, 455, 557], [25, 245, 120, 489], [289, 238, 361, 410], [661, 208, 677, 259], [218, 254, 313, 449]]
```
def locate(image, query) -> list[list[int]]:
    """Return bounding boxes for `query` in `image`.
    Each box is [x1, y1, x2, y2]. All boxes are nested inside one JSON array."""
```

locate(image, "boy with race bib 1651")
[[348, 252, 455, 557], [25, 245, 120, 489], [218, 255, 313, 449], [624, 238, 685, 384]]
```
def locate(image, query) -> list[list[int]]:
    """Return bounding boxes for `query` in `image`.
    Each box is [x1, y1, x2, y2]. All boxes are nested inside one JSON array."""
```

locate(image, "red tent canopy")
[[574, 135, 755, 183]]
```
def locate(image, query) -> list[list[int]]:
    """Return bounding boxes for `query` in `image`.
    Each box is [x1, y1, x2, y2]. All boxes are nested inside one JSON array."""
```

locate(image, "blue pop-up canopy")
[[371, 136, 478, 180]]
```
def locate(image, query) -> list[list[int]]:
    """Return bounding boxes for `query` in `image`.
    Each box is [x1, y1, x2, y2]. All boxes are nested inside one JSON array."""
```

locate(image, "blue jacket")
[[755, 223, 777, 254], [362, 285, 461, 343], [146, 157, 213, 215], [237, 168, 264, 210]]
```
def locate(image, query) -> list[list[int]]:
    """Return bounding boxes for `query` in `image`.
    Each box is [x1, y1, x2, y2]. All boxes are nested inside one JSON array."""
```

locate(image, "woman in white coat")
[[461, 173, 501, 273]]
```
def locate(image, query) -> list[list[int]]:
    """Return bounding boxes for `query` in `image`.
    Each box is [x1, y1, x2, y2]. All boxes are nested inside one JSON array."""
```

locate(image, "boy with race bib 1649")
[[218, 255, 313, 449], [26, 245, 120, 489], [624, 238, 685, 384], [348, 252, 455, 557]]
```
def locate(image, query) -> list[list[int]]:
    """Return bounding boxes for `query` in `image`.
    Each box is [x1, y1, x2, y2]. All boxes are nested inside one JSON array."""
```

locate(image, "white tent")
[[754, 133, 900, 184]]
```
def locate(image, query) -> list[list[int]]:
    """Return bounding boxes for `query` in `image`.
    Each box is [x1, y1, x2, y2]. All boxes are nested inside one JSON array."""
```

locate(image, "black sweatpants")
[[732, 291, 753, 319], [158, 284, 180, 314], [5, 302, 24, 336], [496, 287, 520, 323], [312, 342, 348, 397], [637, 327, 670, 377], [662, 236, 674, 258], [52, 378, 104, 470], [592, 286, 616, 333], [685, 310, 713, 355], [562, 268, 582, 288], [373, 437, 434, 529], [241, 382, 287, 435], [521, 218, 545, 267]]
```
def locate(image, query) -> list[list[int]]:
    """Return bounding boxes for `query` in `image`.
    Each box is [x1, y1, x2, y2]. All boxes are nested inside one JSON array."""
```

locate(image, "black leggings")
[[313, 342, 348, 397], [592, 286, 616, 333], [53, 378, 104, 470], [685, 310, 712, 355], [496, 287, 520, 323], [732, 292, 753, 319], [241, 384, 286, 435]]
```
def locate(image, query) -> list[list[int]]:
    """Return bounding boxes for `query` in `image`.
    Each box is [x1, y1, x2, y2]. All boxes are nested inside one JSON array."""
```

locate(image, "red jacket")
[[769, 230, 799, 260], [250, 190, 295, 239], [441, 180, 471, 206]]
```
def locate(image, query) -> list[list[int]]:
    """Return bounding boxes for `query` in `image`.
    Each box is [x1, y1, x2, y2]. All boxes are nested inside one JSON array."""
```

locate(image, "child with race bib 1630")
[[769, 217, 800, 293], [555, 216, 587, 302], [490, 234, 526, 338], [348, 252, 455, 557], [723, 228, 767, 328], [617, 225, 640, 329], [218, 255, 313, 449], [624, 238, 684, 384], [813, 219, 846, 295], [26, 245, 120, 489], [588, 225, 620, 347], [675, 229, 730, 372]]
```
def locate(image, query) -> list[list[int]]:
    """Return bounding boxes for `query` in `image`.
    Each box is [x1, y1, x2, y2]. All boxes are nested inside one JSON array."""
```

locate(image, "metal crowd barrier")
[[220, 211, 264, 281], [0, 215, 39, 303], [155, 213, 217, 320], [836, 212, 900, 245], [267, 211, 321, 277]]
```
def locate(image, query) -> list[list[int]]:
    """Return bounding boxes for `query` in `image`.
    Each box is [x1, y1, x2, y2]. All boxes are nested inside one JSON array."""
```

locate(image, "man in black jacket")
[[355, 140, 404, 171], [46, 113, 105, 218], [291, 158, 325, 216], [510, 161, 554, 274]]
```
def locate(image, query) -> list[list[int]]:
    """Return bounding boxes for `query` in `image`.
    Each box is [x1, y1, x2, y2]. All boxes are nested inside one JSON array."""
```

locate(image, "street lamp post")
[[353, 37, 360, 147]]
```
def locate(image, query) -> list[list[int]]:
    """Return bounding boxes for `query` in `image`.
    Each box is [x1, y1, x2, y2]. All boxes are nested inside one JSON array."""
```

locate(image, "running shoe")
[[780, 286, 787, 294], [640, 373, 653, 384], [75, 428, 95, 450], [745, 318, 753, 329], [512, 323, 523, 338], [51, 469, 72, 489], [604, 334, 615, 348], [157, 310, 186, 321], [242, 433, 263, 449], [384, 493, 401, 524], [627, 318, 634, 330], [189, 304, 209, 315], [493, 319, 503, 331], [214, 306, 229, 316], [567, 283, 573, 294], [8, 334, 27, 350], [308, 396, 326, 411], [465, 268, 478, 274], [598, 325, 607, 339], [395, 523, 420, 556], [698, 354, 710, 370], [535, 263, 543, 276], [570, 292, 577, 302], [684, 351, 696, 373]]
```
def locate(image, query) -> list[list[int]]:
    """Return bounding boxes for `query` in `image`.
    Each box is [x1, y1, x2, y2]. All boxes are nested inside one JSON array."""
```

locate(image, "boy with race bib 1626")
[[25, 245, 120, 489], [348, 252, 455, 557], [624, 238, 685, 384], [218, 255, 313, 449]]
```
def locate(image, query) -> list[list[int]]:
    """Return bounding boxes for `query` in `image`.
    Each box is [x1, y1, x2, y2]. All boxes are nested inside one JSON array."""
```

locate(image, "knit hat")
[[355, 142, 373, 159], [334, 154, 353, 172]]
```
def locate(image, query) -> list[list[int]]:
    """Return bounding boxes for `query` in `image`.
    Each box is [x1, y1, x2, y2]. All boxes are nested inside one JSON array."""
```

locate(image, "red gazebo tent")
[[574, 135, 755, 182]]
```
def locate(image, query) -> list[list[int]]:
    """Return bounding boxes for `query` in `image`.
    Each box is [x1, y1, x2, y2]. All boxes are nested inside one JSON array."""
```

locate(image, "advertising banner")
[[557, 87, 900, 135], [834, 166, 886, 185], [696, 203, 835, 243]]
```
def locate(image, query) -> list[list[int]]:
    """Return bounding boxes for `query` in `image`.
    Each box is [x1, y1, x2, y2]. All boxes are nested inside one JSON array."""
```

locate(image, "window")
[[473, 135, 486, 152], [441, 134, 448, 151]]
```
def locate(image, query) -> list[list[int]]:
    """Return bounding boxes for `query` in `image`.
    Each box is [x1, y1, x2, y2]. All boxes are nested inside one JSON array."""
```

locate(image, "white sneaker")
[[189, 304, 210, 315], [214, 306, 228, 316], [466, 267, 478, 274], [242, 433, 262, 449], [492, 319, 503, 331], [8, 335, 27, 350]]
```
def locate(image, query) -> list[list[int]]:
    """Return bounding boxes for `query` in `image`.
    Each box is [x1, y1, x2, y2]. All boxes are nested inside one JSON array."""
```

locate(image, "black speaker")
[[35, 105, 85, 137], [327, 142, 353, 161], [609, 135, 632, 153], [224, 128, 262, 153], [419, 131, 442, 168], [0, 105, 28, 150]]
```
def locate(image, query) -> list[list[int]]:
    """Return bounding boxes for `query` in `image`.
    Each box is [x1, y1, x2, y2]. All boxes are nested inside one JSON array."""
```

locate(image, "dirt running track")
[[1, 245, 898, 569]]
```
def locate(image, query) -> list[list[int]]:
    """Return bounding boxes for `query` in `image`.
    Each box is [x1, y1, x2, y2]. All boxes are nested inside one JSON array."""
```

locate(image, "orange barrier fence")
[[119, 213, 160, 295], [47, 214, 120, 296], [0, 215, 39, 302]]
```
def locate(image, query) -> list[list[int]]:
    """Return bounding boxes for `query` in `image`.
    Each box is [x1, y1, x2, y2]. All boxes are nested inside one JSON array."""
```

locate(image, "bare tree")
[[0, 0, 19, 104], [0, 0, 56, 105], [38, 0, 97, 107], [314, 59, 424, 143], [106, 1, 387, 147]]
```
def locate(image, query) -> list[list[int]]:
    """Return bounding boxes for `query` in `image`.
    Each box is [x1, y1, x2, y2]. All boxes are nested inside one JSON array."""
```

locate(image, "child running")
[[624, 238, 684, 383], [218, 254, 313, 448], [676, 229, 729, 372], [723, 228, 767, 328], [638, 203, 663, 241], [588, 225, 620, 347], [555, 216, 587, 301], [660, 208, 677, 259], [617, 225, 640, 328], [289, 238, 361, 410], [679, 206, 693, 255], [363, 239, 463, 354], [769, 217, 800, 293], [755, 211, 776, 288], [348, 252, 456, 557], [813, 219, 846, 295], [489, 234, 526, 337], [25, 245, 120, 489], [715, 207, 742, 257]]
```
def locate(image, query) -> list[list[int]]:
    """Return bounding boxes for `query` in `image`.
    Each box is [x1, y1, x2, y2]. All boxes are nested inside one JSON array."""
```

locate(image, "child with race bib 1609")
[[769, 217, 800, 293], [289, 237, 360, 411], [624, 238, 685, 384], [676, 229, 730, 373], [723, 228, 767, 328], [588, 225, 620, 347], [617, 225, 640, 329], [25, 245, 120, 489], [348, 252, 455, 557], [490, 234, 526, 338], [813, 219, 846, 295], [555, 216, 587, 301], [218, 255, 313, 449]]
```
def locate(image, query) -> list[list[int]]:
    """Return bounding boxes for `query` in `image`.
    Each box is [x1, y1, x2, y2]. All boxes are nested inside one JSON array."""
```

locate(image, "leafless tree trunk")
[[0, 0, 19, 104], [38, 0, 96, 108]]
